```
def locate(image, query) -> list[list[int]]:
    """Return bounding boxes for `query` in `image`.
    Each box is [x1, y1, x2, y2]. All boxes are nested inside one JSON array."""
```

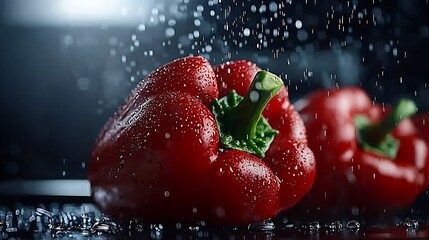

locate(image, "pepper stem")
[[361, 99, 417, 146], [355, 99, 417, 158], [212, 70, 283, 158], [224, 71, 283, 140]]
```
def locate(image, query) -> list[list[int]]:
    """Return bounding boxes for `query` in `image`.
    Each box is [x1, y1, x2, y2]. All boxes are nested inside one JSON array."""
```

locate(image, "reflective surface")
[[2, 203, 429, 239]]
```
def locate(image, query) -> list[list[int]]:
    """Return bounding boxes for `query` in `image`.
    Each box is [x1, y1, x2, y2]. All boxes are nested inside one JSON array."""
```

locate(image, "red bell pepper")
[[89, 57, 315, 225], [295, 87, 429, 213]]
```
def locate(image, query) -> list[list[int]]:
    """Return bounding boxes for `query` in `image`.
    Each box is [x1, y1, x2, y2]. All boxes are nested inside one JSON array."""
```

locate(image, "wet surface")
[[1, 203, 429, 239]]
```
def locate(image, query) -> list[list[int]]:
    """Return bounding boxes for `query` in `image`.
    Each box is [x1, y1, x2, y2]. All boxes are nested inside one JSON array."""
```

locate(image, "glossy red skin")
[[295, 87, 429, 212], [128, 56, 218, 108], [90, 91, 219, 221], [203, 150, 280, 225], [265, 140, 315, 210], [214, 60, 289, 117], [90, 57, 315, 224], [90, 56, 220, 222], [267, 106, 308, 144]]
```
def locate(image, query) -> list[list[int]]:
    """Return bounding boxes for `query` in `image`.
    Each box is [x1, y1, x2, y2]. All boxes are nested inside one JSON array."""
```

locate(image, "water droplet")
[[166, 28, 175, 37], [295, 20, 303, 29], [259, 4, 267, 13], [249, 91, 259, 102], [150, 223, 164, 238], [328, 221, 343, 231], [308, 221, 320, 232], [194, 19, 201, 27], [346, 220, 360, 231], [403, 219, 419, 229], [248, 220, 275, 231], [138, 24, 145, 31], [269, 2, 278, 12], [164, 133, 171, 139], [243, 28, 251, 36], [36, 208, 53, 218]]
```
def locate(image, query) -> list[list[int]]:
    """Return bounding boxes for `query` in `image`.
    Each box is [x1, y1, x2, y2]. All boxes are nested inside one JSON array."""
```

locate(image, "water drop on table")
[[248, 220, 275, 231], [403, 219, 419, 229], [308, 221, 320, 232], [150, 224, 164, 239], [327, 220, 343, 231], [346, 220, 360, 231], [129, 218, 144, 232], [35, 208, 53, 218]]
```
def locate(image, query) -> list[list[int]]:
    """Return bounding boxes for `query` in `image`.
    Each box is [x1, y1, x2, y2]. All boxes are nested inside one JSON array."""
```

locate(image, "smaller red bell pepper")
[[295, 87, 429, 213]]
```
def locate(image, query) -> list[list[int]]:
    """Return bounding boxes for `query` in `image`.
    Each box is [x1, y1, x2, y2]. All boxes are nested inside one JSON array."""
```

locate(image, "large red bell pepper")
[[89, 57, 315, 225], [295, 87, 429, 213]]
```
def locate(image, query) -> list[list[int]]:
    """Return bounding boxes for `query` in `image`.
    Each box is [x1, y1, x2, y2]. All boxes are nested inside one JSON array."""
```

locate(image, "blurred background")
[[0, 0, 428, 179]]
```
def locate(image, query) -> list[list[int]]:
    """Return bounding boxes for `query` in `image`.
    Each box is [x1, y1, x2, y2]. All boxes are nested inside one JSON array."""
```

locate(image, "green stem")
[[224, 70, 283, 141], [361, 99, 417, 147]]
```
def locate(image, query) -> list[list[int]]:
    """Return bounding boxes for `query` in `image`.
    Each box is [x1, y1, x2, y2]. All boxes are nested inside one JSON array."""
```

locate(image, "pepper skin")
[[89, 57, 315, 225], [295, 87, 429, 213]]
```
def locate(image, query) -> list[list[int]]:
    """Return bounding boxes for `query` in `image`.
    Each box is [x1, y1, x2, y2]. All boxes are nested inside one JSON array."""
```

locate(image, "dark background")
[[0, 0, 428, 179]]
